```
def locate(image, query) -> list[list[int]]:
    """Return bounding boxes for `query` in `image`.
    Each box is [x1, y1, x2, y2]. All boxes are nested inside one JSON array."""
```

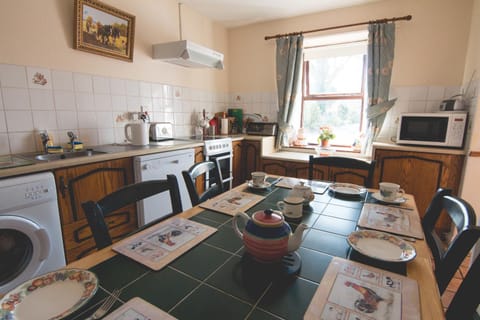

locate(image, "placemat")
[[199, 191, 265, 216], [357, 203, 424, 239], [275, 177, 330, 194], [304, 257, 420, 320], [112, 218, 216, 271], [104, 297, 176, 320]]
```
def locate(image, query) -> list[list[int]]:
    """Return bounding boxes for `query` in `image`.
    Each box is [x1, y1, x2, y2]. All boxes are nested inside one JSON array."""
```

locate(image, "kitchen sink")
[[20, 149, 107, 162]]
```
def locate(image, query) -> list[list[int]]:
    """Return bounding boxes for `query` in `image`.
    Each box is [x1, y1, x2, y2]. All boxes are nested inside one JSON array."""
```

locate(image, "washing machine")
[[0, 172, 66, 294]]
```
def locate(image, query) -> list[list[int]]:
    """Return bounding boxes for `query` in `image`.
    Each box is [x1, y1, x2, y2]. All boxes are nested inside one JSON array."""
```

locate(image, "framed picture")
[[74, 0, 135, 62]]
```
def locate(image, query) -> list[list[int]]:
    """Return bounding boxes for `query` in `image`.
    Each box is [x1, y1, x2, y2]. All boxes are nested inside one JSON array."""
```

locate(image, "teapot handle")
[[232, 212, 250, 239]]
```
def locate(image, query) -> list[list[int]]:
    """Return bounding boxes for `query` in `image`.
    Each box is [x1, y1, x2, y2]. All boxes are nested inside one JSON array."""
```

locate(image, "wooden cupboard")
[[241, 140, 262, 181], [54, 158, 135, 263], [193, 146, 205, 194], [232, 140, 243, 187], [373, 148, 465, 231], [261, 159, 309, 179]]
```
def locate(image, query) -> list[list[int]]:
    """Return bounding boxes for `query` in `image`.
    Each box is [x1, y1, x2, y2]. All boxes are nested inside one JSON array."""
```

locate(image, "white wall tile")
[[95, 111, 114, 128], [8, 132, 35, 154], [151, 83, 163, 98], [56, 111, 78, 130], [5, 110, 33, 132], [111, 95, 127, 111], [0, 133, 10, 155], [114, 127, 126, 143], [162, 84, 173, 100], [126, 79, 139, 96], [140, 97, 152, 110], [408, 100, 427, 113], [110, 78, 126, 95], [30, 89, 54, 110], [74, 73, 93, 92], [0, 64, 27, 88], [98, 128, 115, 145], [76, 92, 95, 111], [2, 88, 30, 110], [0, 112, 6, 132], [52, 70, 74, 91], [126, 96, 140, 111], [139, 81, 152, 97], [94, 93, 112, 111], [427, 86, 445, 101], [54, 91, 76, 110], [33, 110, 57, 130], [26, 67, 52, 90], [77, 111, 97, 128], [0, 90, 3, 109], [78, 128, 98, 146], [93, 76, 110, 94]]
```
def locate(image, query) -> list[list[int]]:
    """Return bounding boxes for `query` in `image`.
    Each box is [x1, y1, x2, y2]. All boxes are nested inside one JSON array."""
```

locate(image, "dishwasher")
[[134, 149, 194, 226]]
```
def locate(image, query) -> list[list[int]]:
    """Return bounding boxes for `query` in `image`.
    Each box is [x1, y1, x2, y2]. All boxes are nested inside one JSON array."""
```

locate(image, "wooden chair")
[[182, 161, 224, 206], [445, 233, 480, 319], [308, 155, 376, 188], [81, 175, 183, 250], [421, 188, 477, 294]]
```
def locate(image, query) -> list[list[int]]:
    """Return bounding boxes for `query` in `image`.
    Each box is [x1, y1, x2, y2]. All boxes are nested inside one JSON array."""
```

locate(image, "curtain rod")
[[264, 15, 412, 40]]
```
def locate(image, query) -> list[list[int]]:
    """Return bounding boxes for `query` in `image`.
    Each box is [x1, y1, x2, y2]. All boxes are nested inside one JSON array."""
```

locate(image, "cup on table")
[[251, 171, 267, 187], [379, 182, 405, 201], [277, 196, 304, 219]]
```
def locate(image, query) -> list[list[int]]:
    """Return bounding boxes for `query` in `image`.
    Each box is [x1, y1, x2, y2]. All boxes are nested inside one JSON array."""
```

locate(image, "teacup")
[[379, 182, 405, 201], [251, 172, 267, 187], [277, 196, 304, 219]]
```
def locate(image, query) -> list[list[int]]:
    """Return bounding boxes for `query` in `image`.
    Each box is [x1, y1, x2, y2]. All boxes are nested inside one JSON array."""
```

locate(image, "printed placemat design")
[[104, 297, 176, 320], [199, 191, 265, 216], [304, 257, 420, 320], [275, 177, 330, 194], [112, 218, 216, 271], [358, 203, 424, 239]]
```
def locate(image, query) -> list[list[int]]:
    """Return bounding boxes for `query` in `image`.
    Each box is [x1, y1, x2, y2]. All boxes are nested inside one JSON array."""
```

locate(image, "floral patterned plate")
[[0, 268, 98, 320], [329, 183, 367, 196], [347, 230, 416, 262]]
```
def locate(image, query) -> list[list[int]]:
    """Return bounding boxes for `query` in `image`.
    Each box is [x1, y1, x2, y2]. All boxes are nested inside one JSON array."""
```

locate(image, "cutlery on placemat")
[[85, 288, 122, 320]]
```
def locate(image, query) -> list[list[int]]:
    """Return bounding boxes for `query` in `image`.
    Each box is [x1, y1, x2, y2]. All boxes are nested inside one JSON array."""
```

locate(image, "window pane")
[[308, 55, 364, 94], [302, 99, 362, 146]]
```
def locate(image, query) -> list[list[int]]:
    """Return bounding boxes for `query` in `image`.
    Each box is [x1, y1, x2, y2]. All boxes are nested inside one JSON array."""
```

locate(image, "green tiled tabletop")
[[64, 184, 373, 320]]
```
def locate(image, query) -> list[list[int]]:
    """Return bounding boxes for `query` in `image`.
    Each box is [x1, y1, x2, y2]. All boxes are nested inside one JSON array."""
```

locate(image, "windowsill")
[[282, 144, 361, 154], [274, 145, 371, 161]]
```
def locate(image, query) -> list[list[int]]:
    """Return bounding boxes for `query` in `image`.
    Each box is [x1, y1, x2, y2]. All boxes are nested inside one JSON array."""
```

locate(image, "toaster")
[[149, 122, 174, 141]]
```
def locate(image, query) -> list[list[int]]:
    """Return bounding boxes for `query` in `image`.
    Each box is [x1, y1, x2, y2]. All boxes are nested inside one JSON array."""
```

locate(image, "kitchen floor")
[[440, 253, 473, 313]]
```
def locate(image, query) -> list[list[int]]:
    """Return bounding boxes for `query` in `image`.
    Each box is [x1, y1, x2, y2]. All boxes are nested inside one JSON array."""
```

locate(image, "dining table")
[[61, 177, 445, 320]]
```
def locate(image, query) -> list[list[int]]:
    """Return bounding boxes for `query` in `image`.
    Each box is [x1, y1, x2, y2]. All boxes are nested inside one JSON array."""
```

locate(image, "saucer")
[[372, 192, 406, 204], [247, 180, 272, 190]]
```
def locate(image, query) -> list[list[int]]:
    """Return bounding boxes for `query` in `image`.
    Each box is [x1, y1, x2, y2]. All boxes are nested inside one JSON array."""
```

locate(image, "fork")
[[85, 288, 122, 320]]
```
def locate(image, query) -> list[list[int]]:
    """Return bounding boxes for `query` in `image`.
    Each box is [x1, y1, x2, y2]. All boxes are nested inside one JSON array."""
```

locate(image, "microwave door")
[[399, 116, 448, 143]]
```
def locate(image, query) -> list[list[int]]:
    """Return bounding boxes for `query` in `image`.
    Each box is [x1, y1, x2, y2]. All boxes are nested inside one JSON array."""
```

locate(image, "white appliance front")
[[134, 149, 194, 226], [0, 172, 66, 294]]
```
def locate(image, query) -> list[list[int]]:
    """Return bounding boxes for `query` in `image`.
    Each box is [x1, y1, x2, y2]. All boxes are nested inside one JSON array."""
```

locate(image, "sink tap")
[[39, 132, 50, 154], [67, 131, 78, 150]]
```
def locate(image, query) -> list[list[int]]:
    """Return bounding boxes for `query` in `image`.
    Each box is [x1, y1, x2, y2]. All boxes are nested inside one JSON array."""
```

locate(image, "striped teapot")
[[233, 209, 308, 263]]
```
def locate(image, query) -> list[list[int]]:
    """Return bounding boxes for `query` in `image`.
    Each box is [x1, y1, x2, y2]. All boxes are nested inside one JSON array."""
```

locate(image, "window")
[[300, 31, 368, 148]]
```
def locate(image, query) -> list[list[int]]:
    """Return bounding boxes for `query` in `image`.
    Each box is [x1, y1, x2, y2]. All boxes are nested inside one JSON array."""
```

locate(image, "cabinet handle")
[[59, 176, 68, 198]]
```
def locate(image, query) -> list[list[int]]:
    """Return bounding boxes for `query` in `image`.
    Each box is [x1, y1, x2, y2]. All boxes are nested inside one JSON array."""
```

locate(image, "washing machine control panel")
[[24, 184, 51, 200], [0, 179, 56, 211]]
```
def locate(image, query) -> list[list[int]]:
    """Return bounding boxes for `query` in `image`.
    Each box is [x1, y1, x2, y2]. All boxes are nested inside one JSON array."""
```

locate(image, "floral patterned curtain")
[[275, 35, 304, 148], [364, 23, 397, 153]]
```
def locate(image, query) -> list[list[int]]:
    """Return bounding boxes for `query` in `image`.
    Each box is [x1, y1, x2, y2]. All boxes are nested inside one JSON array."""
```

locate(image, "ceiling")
[[180, 0, 384, 28]]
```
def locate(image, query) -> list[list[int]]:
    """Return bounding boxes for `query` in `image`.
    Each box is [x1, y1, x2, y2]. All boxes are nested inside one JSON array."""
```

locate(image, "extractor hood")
[[152, 40, 224, 70]]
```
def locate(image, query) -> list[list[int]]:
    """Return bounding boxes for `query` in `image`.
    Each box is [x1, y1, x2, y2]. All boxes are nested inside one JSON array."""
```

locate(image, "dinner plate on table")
[[347, 230, 416, 262], [328, 183, 367, 196], [247, 180, 272, 190], [372, 192, 407, 204], [0, 268, 98, 320]]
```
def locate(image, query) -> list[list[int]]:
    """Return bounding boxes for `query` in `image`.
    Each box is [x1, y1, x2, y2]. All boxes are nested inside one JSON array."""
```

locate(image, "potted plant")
[[318, 127, 335, 147]]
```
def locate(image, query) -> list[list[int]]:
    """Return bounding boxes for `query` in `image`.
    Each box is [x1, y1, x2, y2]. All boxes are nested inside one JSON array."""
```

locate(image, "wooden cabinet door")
[[242, 140, 261, 180], [262, 159, 309, 179], [55, 158, 135, 263], [232, 140, 243, 187], [193, 146, 205, 194], [374, 149, 465, 229]]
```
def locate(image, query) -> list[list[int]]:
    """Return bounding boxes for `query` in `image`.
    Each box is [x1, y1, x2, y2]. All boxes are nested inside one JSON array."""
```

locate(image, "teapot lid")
[[252, 209, 284, 227], [293, 181, 311, 190]]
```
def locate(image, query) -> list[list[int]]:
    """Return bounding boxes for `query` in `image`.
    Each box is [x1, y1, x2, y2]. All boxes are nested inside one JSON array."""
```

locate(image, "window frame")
[[300, 40, 368, 148]]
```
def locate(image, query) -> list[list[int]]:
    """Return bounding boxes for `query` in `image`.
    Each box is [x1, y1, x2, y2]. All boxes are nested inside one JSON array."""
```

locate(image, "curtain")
[[364, 22, 396, 154], [275, 35, 304, 148]]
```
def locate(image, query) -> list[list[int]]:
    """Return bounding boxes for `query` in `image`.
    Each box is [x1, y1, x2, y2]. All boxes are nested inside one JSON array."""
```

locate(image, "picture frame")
[[74, 0, 135, 62]]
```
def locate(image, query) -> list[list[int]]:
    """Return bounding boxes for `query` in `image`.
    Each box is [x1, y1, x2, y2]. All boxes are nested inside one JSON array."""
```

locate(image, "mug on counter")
[[379, 182, 405, 201], [125, 122, 149, 146], [277, 196, 304, 219]]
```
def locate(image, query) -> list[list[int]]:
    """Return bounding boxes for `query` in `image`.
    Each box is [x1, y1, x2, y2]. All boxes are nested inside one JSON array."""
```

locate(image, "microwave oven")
[[396, 112, 468, 148]]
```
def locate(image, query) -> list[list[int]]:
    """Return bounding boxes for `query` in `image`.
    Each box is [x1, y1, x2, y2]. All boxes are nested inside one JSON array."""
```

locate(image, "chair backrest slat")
[[182, 161, 223, 206]]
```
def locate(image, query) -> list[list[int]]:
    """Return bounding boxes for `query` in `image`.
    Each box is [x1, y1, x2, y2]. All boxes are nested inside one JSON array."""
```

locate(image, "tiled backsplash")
[[0, 63, 278, 155]]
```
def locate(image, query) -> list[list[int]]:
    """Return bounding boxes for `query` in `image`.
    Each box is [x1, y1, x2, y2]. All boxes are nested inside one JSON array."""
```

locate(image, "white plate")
[[247, 180, 272, 190], [372, 192, 407, 204], [347, 230, 416, 262], [0, 268, 98, 320], [329, 183, 366, 196]]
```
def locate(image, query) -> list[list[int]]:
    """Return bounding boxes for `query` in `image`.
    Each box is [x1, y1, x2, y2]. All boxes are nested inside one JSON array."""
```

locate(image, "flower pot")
[[321, 139, 329, 148]]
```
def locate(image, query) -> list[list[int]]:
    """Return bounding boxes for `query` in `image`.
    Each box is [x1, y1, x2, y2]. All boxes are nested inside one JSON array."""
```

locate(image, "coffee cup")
[[251, 172, 267, 187], [277, 196, 304, 219], [379, 182, 405, 201], [125, 122, 149, 146]]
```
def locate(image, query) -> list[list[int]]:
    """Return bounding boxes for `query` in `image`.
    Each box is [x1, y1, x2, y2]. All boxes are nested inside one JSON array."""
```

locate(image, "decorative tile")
[[27, 66, 52, 89]]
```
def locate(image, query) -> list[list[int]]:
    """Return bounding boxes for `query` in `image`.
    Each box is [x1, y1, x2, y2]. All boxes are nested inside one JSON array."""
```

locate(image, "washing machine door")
[[0, 216, 50, 291]]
